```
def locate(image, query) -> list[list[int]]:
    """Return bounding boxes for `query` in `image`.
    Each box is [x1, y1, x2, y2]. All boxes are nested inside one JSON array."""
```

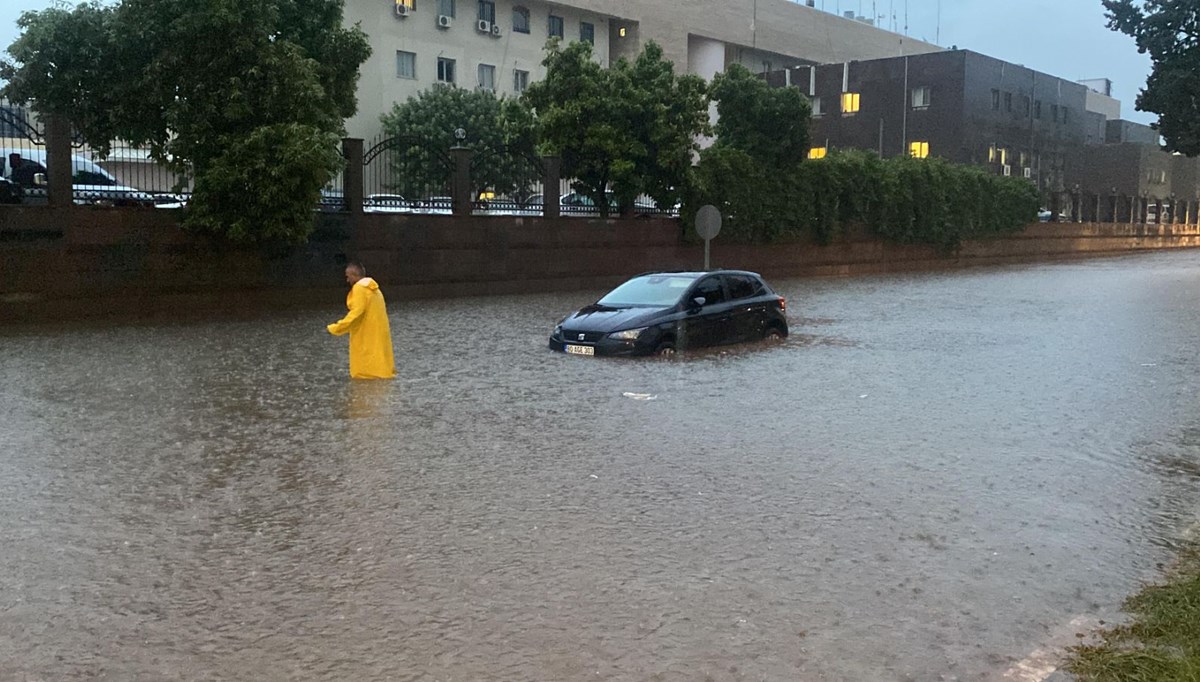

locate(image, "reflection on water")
[[2, 251, 1200, 680]]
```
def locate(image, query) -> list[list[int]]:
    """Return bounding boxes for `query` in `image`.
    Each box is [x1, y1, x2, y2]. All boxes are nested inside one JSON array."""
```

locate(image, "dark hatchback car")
[[549, 270, 788, 357]]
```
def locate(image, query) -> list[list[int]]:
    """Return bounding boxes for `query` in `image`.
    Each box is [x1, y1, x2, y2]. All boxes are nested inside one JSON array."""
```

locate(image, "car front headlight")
[[608, 327, 646, 341]]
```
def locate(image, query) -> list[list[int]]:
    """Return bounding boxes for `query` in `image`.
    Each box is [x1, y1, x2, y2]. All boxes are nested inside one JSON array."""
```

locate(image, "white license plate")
[[565, 344, 595, 356]]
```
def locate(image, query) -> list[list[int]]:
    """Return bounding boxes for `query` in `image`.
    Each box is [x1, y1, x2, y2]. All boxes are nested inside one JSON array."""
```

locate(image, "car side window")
[[693, 276, 726, 305], [725, 275, 759, 300]]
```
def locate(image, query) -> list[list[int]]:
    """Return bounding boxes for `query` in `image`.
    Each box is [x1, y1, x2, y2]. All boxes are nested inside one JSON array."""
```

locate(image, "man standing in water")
[[327, 262, 396, 379]]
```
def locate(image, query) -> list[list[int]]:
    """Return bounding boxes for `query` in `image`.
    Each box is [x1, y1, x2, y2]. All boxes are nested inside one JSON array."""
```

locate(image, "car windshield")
[[597, 274, 696, 307]]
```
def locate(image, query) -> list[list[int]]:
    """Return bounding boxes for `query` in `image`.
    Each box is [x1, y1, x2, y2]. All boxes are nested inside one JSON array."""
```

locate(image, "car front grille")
[[562, 330, 605, 344]]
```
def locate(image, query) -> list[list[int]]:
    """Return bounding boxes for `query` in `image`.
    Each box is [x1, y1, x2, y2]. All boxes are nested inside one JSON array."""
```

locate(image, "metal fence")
[[469, 145, 544, 216], [363, 134, 452, 214], [556, 178, 680, 218]]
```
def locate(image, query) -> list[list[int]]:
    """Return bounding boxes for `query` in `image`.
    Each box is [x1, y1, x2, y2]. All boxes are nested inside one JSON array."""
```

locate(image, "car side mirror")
[[689, 296, 706, 310], [33, 173, 48, 187]]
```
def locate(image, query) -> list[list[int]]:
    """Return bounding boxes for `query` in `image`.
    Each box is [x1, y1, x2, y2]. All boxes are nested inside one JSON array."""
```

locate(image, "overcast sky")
[[0, 0, 1155, 124]]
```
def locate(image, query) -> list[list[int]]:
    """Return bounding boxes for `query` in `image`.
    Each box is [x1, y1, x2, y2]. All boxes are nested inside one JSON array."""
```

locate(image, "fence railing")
[[7, 119, 1197, 225]]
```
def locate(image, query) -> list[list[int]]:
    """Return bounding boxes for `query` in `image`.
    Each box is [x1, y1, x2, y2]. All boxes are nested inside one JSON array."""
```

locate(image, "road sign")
[[695, 204, 722, 269]]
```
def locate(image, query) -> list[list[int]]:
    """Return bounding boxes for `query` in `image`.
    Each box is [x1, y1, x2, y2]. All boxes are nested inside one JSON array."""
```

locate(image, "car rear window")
[[598, 275, 695, 307]]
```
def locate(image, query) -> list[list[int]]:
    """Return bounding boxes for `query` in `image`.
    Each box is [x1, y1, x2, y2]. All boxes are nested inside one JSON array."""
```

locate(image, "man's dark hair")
[[346, 261, 367, 276]]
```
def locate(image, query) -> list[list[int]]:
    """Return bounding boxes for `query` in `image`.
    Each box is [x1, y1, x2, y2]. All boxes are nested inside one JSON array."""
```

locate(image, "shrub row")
[[684, 149, 1040, 249]]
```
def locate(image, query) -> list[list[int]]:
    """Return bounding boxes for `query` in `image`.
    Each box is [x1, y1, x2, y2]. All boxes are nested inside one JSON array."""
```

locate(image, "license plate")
[[565, 344, 594, 356]]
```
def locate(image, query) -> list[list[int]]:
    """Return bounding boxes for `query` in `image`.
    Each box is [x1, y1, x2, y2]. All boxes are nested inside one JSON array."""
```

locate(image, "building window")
[[841, 92, 860, 115], [808, 147, 827, 160], [1062, 107, 1070, 124], [478, 63, 495, 91], [513, 69, 529, 93], [396, 51, 417, 79], [991, 89, 1000, 110], [437, 57, 456, 84], [1051, 104, 1059, 122], [396, 0, 415, 12], [909, 141, 930, 159], [1021, 95, 1031, 117], [761, 60, 773, 73], [512, 6, 529, 33], [811, 96, 823, 117], [1004, 92, 1013, 112], [436, 0, 454, 16], [988, 144, 997, 163], [477, 0, 495, 23], [911, 86, 931, 109], [1034, 100, 1042, 119], [580, 21, 594, 44], [548, 14, 564, 38]]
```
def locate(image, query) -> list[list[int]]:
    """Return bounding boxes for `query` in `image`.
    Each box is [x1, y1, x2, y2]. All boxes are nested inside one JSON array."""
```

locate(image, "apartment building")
[[343, 0, 941, 140]]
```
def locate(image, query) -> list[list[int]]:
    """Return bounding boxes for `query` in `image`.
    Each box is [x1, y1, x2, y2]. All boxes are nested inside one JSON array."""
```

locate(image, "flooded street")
[[3, 251, 1200, 681]]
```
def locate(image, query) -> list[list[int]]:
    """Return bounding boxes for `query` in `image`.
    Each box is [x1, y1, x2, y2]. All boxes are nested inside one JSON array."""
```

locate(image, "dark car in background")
[[549, 270, 788, 357]]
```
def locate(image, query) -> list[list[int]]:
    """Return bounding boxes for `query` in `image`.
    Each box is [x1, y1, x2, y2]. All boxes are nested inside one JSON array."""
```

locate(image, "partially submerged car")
[[549, 270, 788, 357]]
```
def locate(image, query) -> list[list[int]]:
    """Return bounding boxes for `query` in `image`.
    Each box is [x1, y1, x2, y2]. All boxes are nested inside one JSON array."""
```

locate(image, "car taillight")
[[777, 296, 787, 312]]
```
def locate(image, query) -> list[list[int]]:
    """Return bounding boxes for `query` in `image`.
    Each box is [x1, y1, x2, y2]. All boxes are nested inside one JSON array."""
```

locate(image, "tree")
[[524, 40, 708, 217], [708, 63, 811, 171], [1103, 0, 1200, 156], [2, 0, 371, 244], [685, 63, 812, 241], [379, 85, 538, 201]]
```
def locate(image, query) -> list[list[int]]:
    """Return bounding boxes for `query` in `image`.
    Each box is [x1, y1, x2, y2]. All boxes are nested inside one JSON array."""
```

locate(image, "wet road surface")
[[2, 251, 1200, 680]]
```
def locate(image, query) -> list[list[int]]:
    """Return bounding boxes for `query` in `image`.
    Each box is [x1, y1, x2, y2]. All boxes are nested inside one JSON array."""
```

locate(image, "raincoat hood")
[[355, 277, 380, 292]]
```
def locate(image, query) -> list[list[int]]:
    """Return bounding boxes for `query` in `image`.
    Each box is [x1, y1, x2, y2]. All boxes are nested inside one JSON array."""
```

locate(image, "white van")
[[0, 147, 155, 207]]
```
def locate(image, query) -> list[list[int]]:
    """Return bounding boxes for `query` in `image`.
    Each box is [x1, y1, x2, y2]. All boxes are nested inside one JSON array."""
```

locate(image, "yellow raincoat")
[[327, 277, 396, 379]]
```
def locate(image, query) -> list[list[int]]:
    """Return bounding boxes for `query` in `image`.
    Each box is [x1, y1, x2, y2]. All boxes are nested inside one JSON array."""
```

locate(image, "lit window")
[[548, 14, 563, 38], [437, 57, 456, 84], [513, 69, 529, 93], [909, 141, 929, 159], [396, 51, 416, 79], [988, 145, 997, 163], [808, 147, 827, 160], [999, 148, 1009, 165], [841, 92, 860, 114], [580, 21, 594, 44], [512, 6, 529, 33], [396, 0, 415, 11], [477, 63, 495, 91], [810, 96, 823, 117], [911, 86, 930, 109], [436, 0, 454, 16], [618, 26, 627, 38]]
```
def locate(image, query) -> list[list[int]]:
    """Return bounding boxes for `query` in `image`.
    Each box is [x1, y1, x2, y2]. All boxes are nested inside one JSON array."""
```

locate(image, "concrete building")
[[770, 50, 1089, 197], [343, 0, 941, 140]]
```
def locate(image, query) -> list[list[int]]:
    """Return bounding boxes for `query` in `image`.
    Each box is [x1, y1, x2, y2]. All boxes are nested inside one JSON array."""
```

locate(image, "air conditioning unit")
[[1002, 165, 1012, 177], [476, 19, 491, 32], [491, 23, 502, 37], [437, 14, 452, 28], [1022, 167, 1033, 179], [394, 3, 411, 17]]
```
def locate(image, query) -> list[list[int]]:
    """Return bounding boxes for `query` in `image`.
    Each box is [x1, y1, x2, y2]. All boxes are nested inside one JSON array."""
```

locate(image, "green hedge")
[[684, 149, 1039, 249]]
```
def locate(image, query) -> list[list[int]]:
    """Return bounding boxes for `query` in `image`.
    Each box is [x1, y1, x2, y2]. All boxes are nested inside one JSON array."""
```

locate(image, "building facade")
[[342, 0, 941, 140], [772, 50, 1089, 198]]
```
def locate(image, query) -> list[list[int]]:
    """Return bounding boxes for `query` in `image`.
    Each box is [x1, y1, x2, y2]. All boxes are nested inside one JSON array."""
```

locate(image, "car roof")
[[632, 269, 764, 279]]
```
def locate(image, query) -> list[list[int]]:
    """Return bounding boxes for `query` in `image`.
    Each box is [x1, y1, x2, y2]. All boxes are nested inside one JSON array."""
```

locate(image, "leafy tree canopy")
[[379, 85, 538, 201], [708, 63, 812, 171], [524, 40, 708, 217], [1103, 0, 1200, 156], [2, 0, 371, 244]]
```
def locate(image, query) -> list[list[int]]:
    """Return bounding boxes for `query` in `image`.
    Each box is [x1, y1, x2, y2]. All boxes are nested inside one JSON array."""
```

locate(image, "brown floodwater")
[[2, 251, 1199, 680]]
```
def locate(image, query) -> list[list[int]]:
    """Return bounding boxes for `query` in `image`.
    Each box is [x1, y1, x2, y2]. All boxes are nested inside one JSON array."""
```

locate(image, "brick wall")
[[3, 207, 1200, 323]]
